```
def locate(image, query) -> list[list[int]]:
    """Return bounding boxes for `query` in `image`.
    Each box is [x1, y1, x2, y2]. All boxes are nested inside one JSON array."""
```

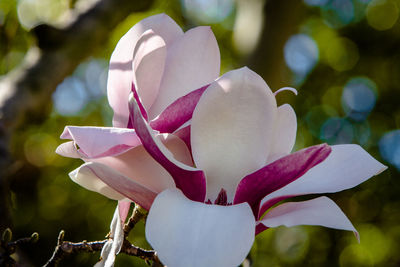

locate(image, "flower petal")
[[131, 94, 206, 202], [132, 30, 166, 111], [56, 141, 81, 158], [108, 14, 183, 127], [118, 200, 131, 223], [95, 206, 125, 267], [58, 126, 141, 158], [259, 144, 387, 216], [150, 85, 208, 133], [92, 133, 192, 193], [69, 163, 125, 201], [234, 144, 331, 217], [148, 26, 220, 119], [146, 189, 255, 267], [267, 104, 297, 163], [259, 196, 359, 241], [71, 162, 157, 210], [191, 67, 277, 202]]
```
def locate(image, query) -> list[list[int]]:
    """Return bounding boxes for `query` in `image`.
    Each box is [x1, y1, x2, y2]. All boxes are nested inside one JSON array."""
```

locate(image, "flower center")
[[206, 188, 232, 206]]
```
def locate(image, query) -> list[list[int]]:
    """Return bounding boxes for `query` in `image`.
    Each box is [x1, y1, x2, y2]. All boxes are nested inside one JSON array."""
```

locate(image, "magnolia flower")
[[124, 67, 386, 267]]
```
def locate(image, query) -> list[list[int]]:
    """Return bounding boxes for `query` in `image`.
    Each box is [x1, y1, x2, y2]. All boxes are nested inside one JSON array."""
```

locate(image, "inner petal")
[[191, 67, 277, 202]]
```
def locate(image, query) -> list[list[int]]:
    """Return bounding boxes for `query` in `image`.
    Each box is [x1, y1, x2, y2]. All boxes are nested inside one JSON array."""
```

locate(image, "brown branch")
[[0, 0, 154, 232], [44, 204, 164, 267]]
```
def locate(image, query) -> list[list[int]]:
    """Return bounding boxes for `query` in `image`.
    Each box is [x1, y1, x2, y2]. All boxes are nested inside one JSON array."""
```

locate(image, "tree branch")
[[44, 204, 164, 266], [0, 0, 154, 231]]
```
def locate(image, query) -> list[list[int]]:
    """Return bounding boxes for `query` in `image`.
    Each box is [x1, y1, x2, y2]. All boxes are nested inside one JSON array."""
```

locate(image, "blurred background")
[[0, 0, 399, 266]]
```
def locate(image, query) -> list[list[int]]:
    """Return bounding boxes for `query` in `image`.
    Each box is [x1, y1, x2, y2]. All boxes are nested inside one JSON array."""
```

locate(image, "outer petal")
[[146, 189, 255, 267], [148, 26, 220, 119], [57, 126, 140, 158], [118, 200, 130, 223], [131, 94, 206, 202], [69, 163, 125, 201], [132, 30, 166, 111], [259, 144, 387, 216], [94, 206, 125, 267], [191, 67, 277, 202], [266, 104, 297, 163], [70, 162, 157, 210], [108, 14, 183, 127], [234, 144, 331, 217], [259, 196, 359, 241], [92, 133, 192, 193]]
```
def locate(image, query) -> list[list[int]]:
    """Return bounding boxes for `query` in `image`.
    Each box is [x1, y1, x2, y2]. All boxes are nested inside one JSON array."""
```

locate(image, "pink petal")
[[259, 144, 387, 217], [145, 189, 255, 267], [92, 133, 192, 193], [148, 26, 220, 119], [58, 126, 141, 158], [108, 14, 183, 127], [191, 67, 278, 202], [150, 85, 208, 133], [130, 94, 206, 202], [259, 196, 359, 241], [69, 164, 126, 201], [234, 144, 331, 217], [132, 30, 166, 111], [118, 200, 131, 223], [80, 162, 157, 210], [266, 104, 297, 163]]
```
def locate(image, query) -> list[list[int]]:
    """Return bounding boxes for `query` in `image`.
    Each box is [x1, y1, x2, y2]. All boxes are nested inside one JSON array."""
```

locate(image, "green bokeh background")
[[1, 0, 399, 266]]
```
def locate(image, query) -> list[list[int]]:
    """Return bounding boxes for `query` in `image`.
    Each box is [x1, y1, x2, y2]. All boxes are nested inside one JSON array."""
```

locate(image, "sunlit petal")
[[132, 30, 166, 111], [260, 196, 359, 241], [191, 67, 277, 202], [108, 14, 183, 127], [148, 26, 220, 119], [58, 126, 140, 158]]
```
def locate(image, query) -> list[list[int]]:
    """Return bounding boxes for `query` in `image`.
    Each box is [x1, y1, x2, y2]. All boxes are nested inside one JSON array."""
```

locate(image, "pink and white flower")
[[56, 14, 386, 267]]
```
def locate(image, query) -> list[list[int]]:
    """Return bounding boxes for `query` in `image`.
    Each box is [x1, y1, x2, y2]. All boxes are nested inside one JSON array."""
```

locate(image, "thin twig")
[[44, 204, 164, 266]]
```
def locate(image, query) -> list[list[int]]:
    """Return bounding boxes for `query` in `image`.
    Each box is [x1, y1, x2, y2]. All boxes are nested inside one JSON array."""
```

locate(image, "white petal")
[[132, 30, 166, 111], [108, 14, 183, 127], [191, 67, 277, 202], [261, 144, 387, 208], [260, 196, 359, 241], [148, 26, 220, 119], [94, 206, 124, 267], [146, 189, 255, 267], [267, 104, 297, 163], [69, 165, 125, 200]]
